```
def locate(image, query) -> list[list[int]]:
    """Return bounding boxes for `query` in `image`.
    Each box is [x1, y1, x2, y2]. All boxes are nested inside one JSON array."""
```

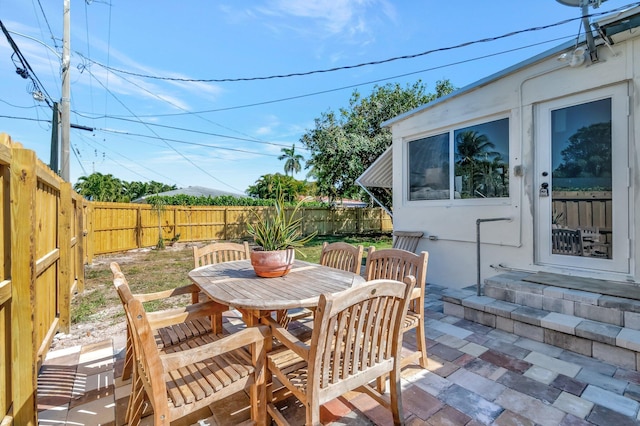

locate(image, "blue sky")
[[0, 0, 635, 194]]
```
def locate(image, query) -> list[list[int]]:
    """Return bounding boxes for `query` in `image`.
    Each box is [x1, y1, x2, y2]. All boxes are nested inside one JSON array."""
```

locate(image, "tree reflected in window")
[[454, 118, 509, 199]]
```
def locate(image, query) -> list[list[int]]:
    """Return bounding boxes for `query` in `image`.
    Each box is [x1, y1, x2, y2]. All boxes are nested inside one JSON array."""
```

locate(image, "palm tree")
[[74, 172, 123, 202], [455, 131, 498, 198], [278, 145, 304, 176]]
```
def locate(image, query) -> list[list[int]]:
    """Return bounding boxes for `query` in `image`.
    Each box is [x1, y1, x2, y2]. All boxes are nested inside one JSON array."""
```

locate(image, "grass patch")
[[71, 289, 109, 323], [297, 235, 393, 263]]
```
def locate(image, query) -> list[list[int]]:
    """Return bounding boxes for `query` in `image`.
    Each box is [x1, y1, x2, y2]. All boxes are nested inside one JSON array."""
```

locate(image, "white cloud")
[[257, 0, 396, 38], [74, 39, 224, 110]]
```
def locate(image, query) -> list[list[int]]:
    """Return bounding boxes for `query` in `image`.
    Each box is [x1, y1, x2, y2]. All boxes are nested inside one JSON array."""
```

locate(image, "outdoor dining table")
[[188, 258, 366, 327]]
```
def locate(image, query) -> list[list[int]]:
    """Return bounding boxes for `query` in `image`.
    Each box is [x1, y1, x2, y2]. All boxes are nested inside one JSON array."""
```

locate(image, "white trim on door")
[[534, 83, 630, 274]]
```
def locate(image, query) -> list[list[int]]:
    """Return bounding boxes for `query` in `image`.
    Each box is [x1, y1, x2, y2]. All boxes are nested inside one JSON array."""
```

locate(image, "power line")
[[83, 66, 243, 192], [77, 3, 638, 83], [1, 20, 55, 107], [75, 132, 177, 183], [0, 113, 282, 157], [73, 111, 295, 148], [1, 32, 576, 151], [104, 34, 574, 119], [34, 0, 59, 49], [95, 127, 281, 157], [81, 63, 289, 148], [0, 114, 49, 123]]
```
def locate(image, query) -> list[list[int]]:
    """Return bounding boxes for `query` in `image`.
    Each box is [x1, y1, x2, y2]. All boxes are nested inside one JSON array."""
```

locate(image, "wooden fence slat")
[[10, 147, 37, 426], [75, 197, 85, 292], [58, 183, 72, 333]]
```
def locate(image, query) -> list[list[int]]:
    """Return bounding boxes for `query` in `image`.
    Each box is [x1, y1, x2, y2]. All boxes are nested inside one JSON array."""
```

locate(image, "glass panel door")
[[535, 84, 629, 273]]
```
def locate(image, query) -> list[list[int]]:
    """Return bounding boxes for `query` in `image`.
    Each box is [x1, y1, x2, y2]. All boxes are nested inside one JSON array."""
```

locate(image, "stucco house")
[[360, 5, 640, 291], [358, 5, 640, 372]]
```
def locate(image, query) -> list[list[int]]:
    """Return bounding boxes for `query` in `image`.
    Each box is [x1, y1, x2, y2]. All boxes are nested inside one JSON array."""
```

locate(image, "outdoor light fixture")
[[557, 46, 587, 67], [554, 0, 607, 63]]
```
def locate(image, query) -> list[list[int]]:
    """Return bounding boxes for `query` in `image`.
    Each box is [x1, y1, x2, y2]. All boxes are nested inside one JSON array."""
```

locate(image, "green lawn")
[[296, 235, 393, 263]]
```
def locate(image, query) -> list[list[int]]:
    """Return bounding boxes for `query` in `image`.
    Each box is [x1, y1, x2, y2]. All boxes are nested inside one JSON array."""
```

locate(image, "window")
[[408, 133, 449, 200], [408, 117, 509, 201]]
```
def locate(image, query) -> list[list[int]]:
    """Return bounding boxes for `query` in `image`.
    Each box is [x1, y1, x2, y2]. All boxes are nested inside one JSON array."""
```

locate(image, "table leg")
[[241, 309, 273, 425]]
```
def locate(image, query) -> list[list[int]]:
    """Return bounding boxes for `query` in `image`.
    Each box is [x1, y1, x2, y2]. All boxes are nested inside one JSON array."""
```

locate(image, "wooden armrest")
[[392, 231, 423, 238], [263, 316, 310, 360], [147, 300, 229, 329], [133, 283, 200, 302], [161, 325, 270, 371]]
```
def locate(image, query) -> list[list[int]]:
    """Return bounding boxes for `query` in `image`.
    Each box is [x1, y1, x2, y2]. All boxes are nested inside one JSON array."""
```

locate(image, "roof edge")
[[382, 38, 583, 128]]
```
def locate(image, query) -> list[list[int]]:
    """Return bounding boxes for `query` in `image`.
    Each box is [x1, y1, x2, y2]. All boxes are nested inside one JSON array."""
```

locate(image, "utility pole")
[[61, 0, 71, 181]]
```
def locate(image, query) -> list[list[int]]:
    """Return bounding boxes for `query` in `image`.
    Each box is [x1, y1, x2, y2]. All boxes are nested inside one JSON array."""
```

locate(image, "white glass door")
[[535, 84, 629, 273]]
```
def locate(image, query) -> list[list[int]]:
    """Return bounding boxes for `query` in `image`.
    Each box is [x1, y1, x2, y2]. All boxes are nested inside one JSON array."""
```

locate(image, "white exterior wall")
[[390, 35, 639, 289]]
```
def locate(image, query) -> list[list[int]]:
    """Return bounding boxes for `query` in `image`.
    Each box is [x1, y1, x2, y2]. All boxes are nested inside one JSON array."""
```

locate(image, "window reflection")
[[454, 118, 509, 199], [407, 117, 509, 201], [408, 133, 449, 200], [551, 98, 612, 259]]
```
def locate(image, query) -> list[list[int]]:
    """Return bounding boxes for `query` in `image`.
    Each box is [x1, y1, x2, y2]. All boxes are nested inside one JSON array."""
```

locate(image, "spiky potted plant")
[[247, 191, 316, 277]]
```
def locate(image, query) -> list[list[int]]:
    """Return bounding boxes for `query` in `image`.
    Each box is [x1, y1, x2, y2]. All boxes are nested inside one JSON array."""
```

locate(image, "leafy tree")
[[301, 79, 455, 208], [246, 173, 310, 201], [554, 122, 612, 180], [74, 173, 177, 202], [278, 144, 305, 176], [74, 172, 125, 202]]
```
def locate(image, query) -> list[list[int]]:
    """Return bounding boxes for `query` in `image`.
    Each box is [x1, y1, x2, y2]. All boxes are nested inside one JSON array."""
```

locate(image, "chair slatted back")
[[193, 241, 251, 268], [392, 231, 423, 252], [319, 241, 364, 275], [365, 248, 428, 290], [309, 277, 415, 391], [551, 228, 583, 255], [364, 248, 430, 371]]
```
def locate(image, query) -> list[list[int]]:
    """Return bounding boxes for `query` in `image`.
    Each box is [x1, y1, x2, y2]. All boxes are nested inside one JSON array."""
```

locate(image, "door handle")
[[540, 182, 549, 197]]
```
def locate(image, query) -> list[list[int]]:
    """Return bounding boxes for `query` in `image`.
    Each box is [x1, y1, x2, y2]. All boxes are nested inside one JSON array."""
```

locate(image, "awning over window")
[[356, 147, 392, 189], [356, 147, 393, 217]]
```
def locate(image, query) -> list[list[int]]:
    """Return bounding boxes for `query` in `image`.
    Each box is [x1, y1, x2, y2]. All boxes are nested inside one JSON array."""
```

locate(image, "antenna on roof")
[[555, 0, 607, 63]]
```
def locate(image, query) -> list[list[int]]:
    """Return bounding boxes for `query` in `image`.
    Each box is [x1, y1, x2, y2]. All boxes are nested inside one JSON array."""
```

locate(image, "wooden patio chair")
[[280, 241, 365, 328], [551, 228, 583, 256], [365, 248, 430, 375], [193, 241, 251, 330], [111, 262, 229, 383], [193, 241, 251, 268], [319, 241, 364, 275], [392, 231, 424, 252], [122, 288, 269, 426], [266, 276, 416, 426]]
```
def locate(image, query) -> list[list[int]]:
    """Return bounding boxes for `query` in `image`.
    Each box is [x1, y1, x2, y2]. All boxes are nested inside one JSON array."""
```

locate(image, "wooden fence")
[[1, 134, 85, 425], [87, 202, 393, 258], [552, 190, 613, 249], [552, 191, 612, 230]]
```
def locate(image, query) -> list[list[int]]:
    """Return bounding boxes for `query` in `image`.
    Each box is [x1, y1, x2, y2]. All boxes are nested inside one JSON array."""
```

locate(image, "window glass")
[[408, 133, 449, 200], [454, 118, 509, 199], [551, 98, 612, 259]]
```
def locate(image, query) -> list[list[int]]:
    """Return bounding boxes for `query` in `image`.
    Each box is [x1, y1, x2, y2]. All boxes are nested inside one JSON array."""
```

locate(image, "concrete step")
[[440, 276, 640, 372], [482, 272, 640, 331]]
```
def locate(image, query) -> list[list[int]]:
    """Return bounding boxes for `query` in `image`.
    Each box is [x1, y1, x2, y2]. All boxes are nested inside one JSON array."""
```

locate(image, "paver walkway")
[[37, 284, 640, 425]]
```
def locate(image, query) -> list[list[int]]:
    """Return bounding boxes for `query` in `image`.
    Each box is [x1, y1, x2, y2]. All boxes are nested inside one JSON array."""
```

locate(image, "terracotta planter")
[[250, 248, 295, 278]]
